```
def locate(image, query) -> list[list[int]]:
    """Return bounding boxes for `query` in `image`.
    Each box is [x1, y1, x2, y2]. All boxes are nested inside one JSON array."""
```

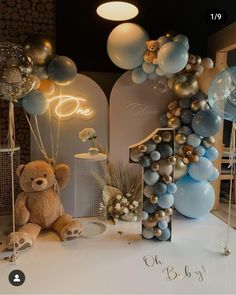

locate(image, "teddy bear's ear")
[[54, 164, 70, 191], [16, 164, 25, 177]]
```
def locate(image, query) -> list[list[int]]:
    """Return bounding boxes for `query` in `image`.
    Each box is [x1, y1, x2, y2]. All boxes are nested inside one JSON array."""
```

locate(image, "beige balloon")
[[174, 155, 188, 180], [198, 67, 222, 94], [158, 159, 173, 176]]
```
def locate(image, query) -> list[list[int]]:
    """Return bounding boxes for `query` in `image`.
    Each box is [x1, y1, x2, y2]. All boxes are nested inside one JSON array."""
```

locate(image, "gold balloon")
[[143, 216, 157, 229], [197, 67, 221, 95], [24, 35, 53, 66], [168, 117, 181, 129], [130, 148, 142, 162], [165, 208, 173, 216], [202, 136, 215, 148], [39, 79, 55, 95], [190, 99, 207, 112], [151, 162, 159, 172], [195, 55, 202, 64], [162, 175, 172, 184], [155, 210, 165, 220], [153, 228, 162, 237], [138, 144, 147, 153], [152, 134, 162, 144], [173, 73, 199, 98], [175, 133, 186, 145], [174, 155, 188, 180], [162, 131, 172, 142], [168, 156, 176, 165], [150, 195, 158, 204]]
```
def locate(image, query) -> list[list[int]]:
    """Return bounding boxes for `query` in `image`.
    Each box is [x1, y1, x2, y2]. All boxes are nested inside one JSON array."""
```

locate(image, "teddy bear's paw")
[[61, 220, 83, 241], [6, 232, 32, 251]]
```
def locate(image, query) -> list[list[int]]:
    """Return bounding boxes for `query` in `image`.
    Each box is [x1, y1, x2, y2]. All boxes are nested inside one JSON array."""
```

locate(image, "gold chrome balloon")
[[143, 216, 158, 229], [162, 175, 172, 184], [24, 35, 53, 66], [155, 210, 165, 220], [150, 195, 158, 204], [153, 228, 162, 237], [168, 156, 176, 165], [165, 208, 173, 216], [138, 144, 147, 153], [173, 73, 199, 98], [162, 131, 172, 142], [152, 134, 162, 144], [175, 133, 187, 145], [168, 117, 181, 129], [151, 162, 160, 172], [190, 99, 207, 112], [174, 155, 188, 180], [202, 136, 216, 148]]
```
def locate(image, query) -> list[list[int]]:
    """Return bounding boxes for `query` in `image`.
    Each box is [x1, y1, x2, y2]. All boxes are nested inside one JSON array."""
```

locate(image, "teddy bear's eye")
[[44, 174, 47, 178], [31, 177, 34, 181]]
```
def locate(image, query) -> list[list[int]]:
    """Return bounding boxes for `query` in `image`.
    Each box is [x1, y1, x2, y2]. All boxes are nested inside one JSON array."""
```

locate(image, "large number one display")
[[129, 128, 176, 241]]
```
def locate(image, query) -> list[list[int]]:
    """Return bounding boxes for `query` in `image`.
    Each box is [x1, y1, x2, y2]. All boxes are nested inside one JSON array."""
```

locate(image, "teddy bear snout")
[[32, 177, 48, 191]]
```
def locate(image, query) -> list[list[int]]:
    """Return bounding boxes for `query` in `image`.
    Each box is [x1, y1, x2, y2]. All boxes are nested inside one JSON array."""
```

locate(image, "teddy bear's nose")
[[36, 180, 43, 185]]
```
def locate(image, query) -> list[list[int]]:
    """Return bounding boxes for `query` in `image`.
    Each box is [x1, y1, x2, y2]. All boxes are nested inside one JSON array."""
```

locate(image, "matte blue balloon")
[[178, 125, 192, 136], [141, 210, 149, 221], [143, 199, 157, 214], [188, 157, 213, 181], [204, 147, 219, 161], [157, 227, 171, 241], [144, 170, 159, 185], [173, 34, 189, 49], [155, 182, 167, 194], [179, 97, 191, 109], [208, 66, 236, 122], [158, 41, 188, 74], [157, 143, 173, 159], [187, 134, 201, 148], [167, 183, 177, 194], [158, 220, 168, 230], [157, 36, 170, 47], [47, 56, 77, 86], [181, 109, 193, 124], [139, 155, 151, 167], [148, 72, 157, 80], [146, 141, 157, 154], [208, 167, 219, 181], [131, 67, 147, 84], [159, 113, 168, 127], [151, 151, 161, 161], [194, 145, 206, 157], [142, 62, 155, 74], [192, 110, 221, 137], [174, 175, 215, 218], [158, 193, 174, 209], [22, 90, 48, 115]]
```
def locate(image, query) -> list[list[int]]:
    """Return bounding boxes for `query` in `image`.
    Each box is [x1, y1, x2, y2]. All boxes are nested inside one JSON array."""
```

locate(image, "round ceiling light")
[[96, 1, 139, 21]]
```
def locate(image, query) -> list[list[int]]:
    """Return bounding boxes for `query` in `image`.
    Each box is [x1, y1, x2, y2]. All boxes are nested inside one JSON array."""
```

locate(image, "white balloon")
[[201, 57, 214, 69], [107, 23, 149, 70], [131, 67, 147, 84]]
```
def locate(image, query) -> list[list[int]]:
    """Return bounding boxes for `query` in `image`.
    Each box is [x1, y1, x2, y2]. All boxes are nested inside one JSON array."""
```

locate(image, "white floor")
[[0, 212, 236, 294]]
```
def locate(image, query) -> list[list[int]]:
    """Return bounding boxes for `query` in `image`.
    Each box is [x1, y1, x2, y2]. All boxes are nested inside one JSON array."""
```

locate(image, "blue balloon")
[[187, 134, 201, 147], [150, 151, 161, 161], [47, 56, 77, 86], [131, 67, 147, 84], [139, 155, 151, 167], [179, 97, 191, 109], [155, 182, 167, 194], [178, 126, 192, 136], [173, 34, 189, 50], [142, 62, 155, 74], [167, 183, 177, 194], [141, 210, 149, 221], [204, 147, 219, 161], [192, 110, 221, 137], [158, 41, 188, 74], [174, 175, 215, 218], [144, 170, 159, 185], [159, 113, 168, 127], [181, 109, 193, 124], [157, 143, 173, 159], [143, 199, 157, 214], [157, 227, 171, 241], [148, 72, 158, 80], [158, 220, 168, 230], [146, 141, 157, 154], [158, 193, 174, 209], [194, 145, 206, 157], [22, 90, 48, 115], [208, 66, 236, 122], [208, 167, 219, 181], [188, 157, 213, 181]]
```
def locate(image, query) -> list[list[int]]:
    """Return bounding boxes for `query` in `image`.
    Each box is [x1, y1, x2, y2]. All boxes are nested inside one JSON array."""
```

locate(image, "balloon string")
[[34, 116, 48, 160], [48, 105, 55, 162], [225, 121, 236, 254], [55, 86, 62, 163], [6, 100, 17, 262]]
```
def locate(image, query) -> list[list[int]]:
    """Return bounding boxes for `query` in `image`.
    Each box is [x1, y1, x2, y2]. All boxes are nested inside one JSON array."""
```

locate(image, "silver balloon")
[[0, 42, 36, 100], [174, 155, 188, 180]]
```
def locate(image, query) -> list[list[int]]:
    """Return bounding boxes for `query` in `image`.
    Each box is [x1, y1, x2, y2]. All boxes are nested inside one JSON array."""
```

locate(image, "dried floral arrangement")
[[94, 162, 142, 224]]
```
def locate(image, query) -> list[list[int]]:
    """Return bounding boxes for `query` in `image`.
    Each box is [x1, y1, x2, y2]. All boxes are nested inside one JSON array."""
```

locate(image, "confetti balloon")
[[0, 42, 36, 100]]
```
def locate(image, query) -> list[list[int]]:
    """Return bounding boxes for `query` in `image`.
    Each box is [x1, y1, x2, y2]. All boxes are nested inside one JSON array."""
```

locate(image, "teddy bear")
[[179, 145, 199, 164], [166, 100, 182, 119], [6, 160, 83, 251], [144, 40, 159, 64]]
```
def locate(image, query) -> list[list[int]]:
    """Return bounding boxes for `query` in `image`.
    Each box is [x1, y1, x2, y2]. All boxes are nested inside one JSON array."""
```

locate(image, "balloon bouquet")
[[107, 23, 223, 219], [0, 36, 78, 261]]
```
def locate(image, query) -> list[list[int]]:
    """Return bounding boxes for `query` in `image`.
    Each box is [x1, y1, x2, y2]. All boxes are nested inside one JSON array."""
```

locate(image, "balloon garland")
[[107, 23, 222, 220]]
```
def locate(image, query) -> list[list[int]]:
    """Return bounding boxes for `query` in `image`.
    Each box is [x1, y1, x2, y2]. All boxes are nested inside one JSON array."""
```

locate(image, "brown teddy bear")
[[6, 160, 83, 251], [144, 40, 159, 64]]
